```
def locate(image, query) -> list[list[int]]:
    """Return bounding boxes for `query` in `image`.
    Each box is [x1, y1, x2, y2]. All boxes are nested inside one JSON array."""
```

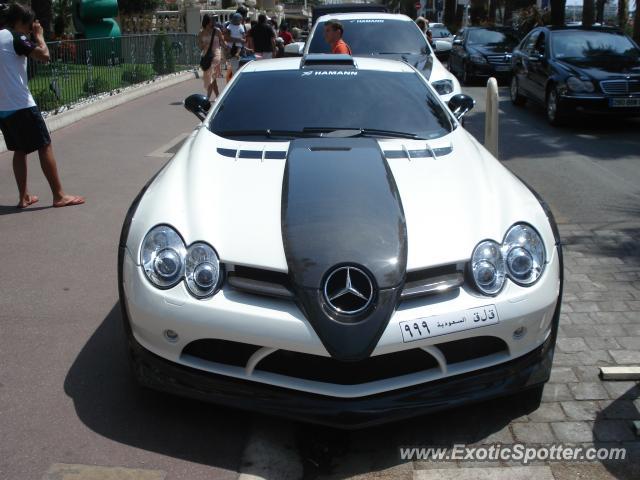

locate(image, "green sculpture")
[[72, 0, 121, 38]]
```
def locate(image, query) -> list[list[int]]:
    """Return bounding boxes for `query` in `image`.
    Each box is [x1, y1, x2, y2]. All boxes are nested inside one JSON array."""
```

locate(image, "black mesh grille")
[[256, 348, 439, 385], [436, 336, 508, 364]]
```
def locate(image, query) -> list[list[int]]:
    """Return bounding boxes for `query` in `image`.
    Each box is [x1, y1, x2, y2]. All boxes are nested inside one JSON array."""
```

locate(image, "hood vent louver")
[[216, 148, 287, 160]]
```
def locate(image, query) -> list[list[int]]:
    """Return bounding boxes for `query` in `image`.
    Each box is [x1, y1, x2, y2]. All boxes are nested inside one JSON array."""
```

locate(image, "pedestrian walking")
[[198, 14, 223, 100], [0, 3, 84, 209], [323, 19, 351, 55], [251, 14, 276, 60]]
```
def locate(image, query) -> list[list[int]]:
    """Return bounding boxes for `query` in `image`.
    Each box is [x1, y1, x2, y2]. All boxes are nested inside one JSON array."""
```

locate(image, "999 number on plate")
[[399, 305, 499, 343]]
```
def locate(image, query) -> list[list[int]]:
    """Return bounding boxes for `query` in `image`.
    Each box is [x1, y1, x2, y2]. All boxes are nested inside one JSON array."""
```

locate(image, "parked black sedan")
[[510, 26, 640, 125], [448, 27, 520, 84]]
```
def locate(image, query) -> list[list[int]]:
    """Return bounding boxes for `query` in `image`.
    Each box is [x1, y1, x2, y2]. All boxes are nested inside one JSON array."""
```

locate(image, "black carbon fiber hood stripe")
[[281, 138, 407, 361]]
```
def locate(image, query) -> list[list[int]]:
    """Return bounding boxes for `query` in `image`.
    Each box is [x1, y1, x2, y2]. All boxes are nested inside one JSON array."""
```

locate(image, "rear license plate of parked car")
[[399, 305, 499, 343], [610, 98, 640, 107]]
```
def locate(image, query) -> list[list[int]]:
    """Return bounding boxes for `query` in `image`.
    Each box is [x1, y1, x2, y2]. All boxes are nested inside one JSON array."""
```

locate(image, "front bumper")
[[121, 245, 560, 397], [127, 321, 557, 429], [559, 93, 640, 116], [468, 62, 512, 77], [120, 238, 561, 426]]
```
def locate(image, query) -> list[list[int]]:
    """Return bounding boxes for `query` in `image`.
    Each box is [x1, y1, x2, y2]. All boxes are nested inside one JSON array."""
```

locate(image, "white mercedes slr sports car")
[[118, 54, 563, 428]]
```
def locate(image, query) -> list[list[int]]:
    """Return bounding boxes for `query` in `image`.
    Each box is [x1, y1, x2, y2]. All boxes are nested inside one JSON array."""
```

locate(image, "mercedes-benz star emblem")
[[323, 266, 374, 315]]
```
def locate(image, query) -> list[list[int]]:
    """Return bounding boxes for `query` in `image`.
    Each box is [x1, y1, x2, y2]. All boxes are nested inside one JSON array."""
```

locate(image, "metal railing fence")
[[28, 33, 200, 112]]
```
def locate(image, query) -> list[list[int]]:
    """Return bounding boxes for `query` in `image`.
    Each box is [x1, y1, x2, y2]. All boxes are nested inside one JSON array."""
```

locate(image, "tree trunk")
[[617, 0, 627, 28], [503, 0, 513, 26], [455, 1, 464, 30], [550, 0, 566, 26], [30, 0, 53, 37], [582, 0, 595, 26], [634, 1, 640, 44], [595, 0, 606, 24], [469, 0, 487, 25], [444, 0, 457, 29], [488, 0, 497, 23]]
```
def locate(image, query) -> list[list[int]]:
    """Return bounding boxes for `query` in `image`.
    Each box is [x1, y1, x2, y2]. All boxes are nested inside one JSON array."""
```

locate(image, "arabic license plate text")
[[610, 98, 640, 108], [399, 305, 499, 343]]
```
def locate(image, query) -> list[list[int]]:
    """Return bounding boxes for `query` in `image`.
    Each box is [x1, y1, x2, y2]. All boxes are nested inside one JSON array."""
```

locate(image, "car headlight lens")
[[470, 224, 547, 295], [432, 79, 454, 95], [141, 225, 186, 288], [503, 224, 546, 285], [470, 54, 487, 64], [185, 243, 222, 298], [471, 240, 506, 295], [566, 76, 595, 93]]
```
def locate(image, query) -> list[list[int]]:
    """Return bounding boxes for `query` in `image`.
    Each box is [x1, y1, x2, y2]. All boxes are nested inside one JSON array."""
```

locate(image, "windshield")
[[308, 19, 428, 55], [209, 70, 452, 140], [430, 27, 452, 38], [551, 30, 640, 61], [467, 29, 519, 47]]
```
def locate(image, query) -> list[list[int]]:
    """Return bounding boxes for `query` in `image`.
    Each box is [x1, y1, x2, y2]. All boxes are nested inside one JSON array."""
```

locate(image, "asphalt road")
[[0, 78, 639, 480], [461, 82, 640, 226]]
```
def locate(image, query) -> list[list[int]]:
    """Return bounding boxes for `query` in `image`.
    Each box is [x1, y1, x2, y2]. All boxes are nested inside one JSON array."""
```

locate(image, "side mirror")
[[448, 94, 475, 121], [434, 40, 452, 53], [453, 38, 463, 46], [184, 93, 211, 121], [284, 42, 305, 57]]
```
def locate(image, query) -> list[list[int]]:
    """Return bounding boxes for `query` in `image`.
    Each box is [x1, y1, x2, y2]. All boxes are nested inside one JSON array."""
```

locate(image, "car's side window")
[[533, 32, 546, 56], [522, 30, 540, 54]]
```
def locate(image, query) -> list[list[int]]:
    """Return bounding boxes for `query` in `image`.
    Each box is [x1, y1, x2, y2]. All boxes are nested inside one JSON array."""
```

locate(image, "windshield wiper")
[[215, 129, 318, 139], [302, 127, 425, 140]]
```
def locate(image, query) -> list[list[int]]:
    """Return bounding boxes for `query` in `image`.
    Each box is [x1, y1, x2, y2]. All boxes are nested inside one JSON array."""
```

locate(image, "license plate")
[[399, 305, 499, 343], [610, 98, 640, 107], [495, 65, 511, 72]]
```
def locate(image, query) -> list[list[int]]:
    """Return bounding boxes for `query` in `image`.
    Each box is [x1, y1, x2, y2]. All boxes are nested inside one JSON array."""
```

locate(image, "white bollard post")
[[484, 77, 499, 159]]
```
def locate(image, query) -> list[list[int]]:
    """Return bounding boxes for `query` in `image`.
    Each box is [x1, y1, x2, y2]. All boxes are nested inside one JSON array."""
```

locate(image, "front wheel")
[[510, 76, 527, 106], [546, 88, 568, 126]]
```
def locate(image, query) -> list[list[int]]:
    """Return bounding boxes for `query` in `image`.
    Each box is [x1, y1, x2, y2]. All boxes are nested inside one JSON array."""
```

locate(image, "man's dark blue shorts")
[[0, 107, 51, 154]]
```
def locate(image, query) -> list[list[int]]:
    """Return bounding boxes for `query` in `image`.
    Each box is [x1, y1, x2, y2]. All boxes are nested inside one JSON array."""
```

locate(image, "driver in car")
[[323, 19, 352, 55]]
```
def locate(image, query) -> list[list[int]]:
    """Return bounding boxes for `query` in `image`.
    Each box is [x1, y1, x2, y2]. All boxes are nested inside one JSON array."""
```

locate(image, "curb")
[[0, 70, 197, 154]]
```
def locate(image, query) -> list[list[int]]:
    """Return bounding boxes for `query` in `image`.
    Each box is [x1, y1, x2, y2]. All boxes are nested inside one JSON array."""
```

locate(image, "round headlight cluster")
[[471, 240, 506, 295], [503, 224, 546, 286], [471, 224, 546, 296], [141, 225, 186, 288], [185, 243, 221, 298], [141, 225, 222, 298]]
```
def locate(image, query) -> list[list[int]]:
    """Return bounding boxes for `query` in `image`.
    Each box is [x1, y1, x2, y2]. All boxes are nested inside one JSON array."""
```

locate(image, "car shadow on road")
[[63, 303, 250, 470], [293, 390, 542, 477]]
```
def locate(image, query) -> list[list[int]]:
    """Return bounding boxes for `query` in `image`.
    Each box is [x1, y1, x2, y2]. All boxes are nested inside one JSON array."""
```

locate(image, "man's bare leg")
[[37, 144, 84, 208], [13, 151, 39, 208]]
